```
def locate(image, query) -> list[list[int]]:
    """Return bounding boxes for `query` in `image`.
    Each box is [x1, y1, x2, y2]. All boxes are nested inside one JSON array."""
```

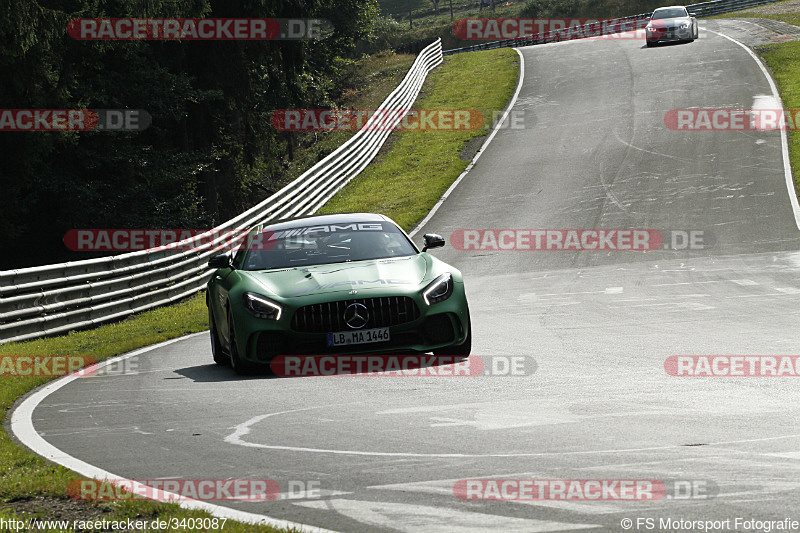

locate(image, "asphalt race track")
[[11, 21, 800, 532]]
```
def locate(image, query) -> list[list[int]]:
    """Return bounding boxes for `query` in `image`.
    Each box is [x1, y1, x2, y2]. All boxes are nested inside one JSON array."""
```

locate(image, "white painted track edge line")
[[409, 48, 526, 238], [7, 331, 339, 533], [708, 27, 800, 231]]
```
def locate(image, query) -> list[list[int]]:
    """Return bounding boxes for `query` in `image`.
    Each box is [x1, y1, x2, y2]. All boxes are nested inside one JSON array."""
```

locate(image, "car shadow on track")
[[173, 354, 471, 382], [642, 40, 694, 48], [173, 364, 281, 382]]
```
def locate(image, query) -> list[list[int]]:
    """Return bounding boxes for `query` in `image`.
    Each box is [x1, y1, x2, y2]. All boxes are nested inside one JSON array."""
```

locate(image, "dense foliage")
[[0, 0, 379, 268], [518, 0, 668, 18]]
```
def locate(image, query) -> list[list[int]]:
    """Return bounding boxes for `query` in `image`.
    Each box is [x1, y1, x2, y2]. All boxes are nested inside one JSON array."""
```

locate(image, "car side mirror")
[[422, 233, 445, 252], [208, 253, 232, 269], [689, 12, 696, 17]]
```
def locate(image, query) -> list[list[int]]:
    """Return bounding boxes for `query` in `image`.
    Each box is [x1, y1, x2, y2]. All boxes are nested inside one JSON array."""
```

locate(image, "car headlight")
[[680, 23, 689, 29], [242, 292, 282, 320], [646, 26, 657, 32], [423, 273, 454, 306]]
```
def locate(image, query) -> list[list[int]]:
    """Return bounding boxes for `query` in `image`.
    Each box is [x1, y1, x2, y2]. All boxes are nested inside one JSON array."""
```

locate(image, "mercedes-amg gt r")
[[206, 213, 471, 374]]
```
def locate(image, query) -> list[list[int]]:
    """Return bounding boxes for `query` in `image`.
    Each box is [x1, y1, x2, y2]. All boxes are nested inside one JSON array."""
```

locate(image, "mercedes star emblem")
[[344, 303, 369, 329]]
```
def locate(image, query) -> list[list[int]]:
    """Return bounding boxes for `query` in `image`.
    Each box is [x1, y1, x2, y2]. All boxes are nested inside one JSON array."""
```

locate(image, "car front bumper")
[[647, 25, 693, 42], [231, 287, 471, 365]]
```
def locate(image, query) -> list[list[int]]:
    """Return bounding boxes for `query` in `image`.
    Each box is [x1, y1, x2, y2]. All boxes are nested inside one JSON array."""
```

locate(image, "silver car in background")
[[645, 6, 699, 46]]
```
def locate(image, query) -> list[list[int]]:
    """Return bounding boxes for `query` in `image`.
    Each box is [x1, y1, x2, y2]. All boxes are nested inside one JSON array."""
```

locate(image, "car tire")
[[228, 307, 256, 375], [434, 314, 472, 356], [209, 303, 228, 366]]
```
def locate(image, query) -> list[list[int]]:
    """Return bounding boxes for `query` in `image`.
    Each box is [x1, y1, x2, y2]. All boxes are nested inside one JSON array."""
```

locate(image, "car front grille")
[[291, 297, 420, 333]]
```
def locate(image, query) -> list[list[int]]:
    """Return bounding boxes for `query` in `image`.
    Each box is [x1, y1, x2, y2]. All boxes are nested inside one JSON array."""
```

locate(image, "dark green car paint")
[[206, 213, 471, 373]]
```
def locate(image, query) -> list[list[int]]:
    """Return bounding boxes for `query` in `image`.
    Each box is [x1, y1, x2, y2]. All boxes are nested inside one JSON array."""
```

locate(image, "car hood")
[[648, 16, 689, 27], [242, 255, 430, 299]]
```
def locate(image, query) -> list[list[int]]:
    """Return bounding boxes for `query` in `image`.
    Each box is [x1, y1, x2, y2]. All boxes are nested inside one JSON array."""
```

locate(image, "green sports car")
[[206, 213, 471, 374]]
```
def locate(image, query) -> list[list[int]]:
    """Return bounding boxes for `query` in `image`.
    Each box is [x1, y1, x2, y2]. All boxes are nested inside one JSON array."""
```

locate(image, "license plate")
[[327, 328, 390, 346]]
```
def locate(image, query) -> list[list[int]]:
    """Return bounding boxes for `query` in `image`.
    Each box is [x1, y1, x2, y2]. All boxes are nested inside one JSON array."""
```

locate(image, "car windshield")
[[239, 221, 418, 270], [652, 7, 687, 18]]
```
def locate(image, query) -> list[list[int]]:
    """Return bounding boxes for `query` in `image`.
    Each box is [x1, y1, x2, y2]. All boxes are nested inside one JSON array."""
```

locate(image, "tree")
[[0, 0, 381, 268]]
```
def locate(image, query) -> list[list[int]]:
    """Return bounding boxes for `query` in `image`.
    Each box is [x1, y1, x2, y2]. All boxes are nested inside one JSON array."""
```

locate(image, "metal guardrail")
[[0, 38, 444, 344], [687, 0, 787, 17], [443, 0, 787, 55]]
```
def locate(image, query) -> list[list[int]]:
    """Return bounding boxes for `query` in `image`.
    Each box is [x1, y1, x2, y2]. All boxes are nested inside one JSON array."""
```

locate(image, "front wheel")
[[228, 308, 256, 375], [209, 301, 228, 366]]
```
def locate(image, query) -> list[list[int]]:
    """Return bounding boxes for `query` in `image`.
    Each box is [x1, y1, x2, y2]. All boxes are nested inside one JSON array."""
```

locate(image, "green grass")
[[759, 40, 800, 194], [713, 11, 800, 26], [711, 0, 800, 26], [748, 12, 800, 26], [319, 47, 520, 230]]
